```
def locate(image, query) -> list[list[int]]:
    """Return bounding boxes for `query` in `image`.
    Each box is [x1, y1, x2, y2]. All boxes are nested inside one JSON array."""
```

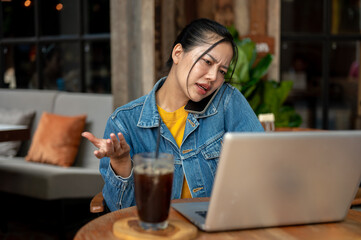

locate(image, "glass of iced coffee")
[[133, 152, 174, 230]]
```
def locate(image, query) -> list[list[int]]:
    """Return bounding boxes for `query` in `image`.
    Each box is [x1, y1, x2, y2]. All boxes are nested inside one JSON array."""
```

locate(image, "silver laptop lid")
[[205, 131, 361, 231]]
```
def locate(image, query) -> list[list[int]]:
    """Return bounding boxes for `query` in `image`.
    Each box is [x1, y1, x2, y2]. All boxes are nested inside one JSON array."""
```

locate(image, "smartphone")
[[184, 87, 222, 114]]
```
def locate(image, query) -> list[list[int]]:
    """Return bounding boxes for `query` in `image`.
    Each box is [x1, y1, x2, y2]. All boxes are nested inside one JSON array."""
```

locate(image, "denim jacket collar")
[[137, 77, 220, 129]]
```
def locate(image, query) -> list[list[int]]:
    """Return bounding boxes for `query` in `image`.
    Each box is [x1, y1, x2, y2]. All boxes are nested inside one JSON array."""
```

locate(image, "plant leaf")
[[224, 26, 303, 127], [241, 77, 261, 93], [277, 80, 293, 105], [255, 103, 271, 116], [275, 106, 302, 127], [243, 84, 257, 99], [226, 25, 239, 40], [262, 80, 293, 112], [250, 54, 273, 80], [238, 38, 256, 66], [227, 45, 249, 85]]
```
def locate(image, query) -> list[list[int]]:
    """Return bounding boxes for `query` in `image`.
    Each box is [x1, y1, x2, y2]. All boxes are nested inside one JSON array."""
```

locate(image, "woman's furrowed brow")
[[206, 53, 229, 69]]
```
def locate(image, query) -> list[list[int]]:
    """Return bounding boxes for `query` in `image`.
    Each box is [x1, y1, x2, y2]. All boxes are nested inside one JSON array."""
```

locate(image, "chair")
[[351, 187, 361, 207], [90, 192, 105, 213]]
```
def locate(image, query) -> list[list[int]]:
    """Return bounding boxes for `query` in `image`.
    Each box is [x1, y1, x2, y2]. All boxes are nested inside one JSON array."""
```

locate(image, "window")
[[0, 0, 111, 93], [281, 0, 361, 130]]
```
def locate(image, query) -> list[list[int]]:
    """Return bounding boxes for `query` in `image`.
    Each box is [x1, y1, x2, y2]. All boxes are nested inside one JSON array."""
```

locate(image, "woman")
[[83, 18, 264, 211]]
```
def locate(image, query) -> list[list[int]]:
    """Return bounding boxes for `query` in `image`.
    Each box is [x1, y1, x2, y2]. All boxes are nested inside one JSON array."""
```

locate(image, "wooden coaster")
[[113, 217, 198, 240]]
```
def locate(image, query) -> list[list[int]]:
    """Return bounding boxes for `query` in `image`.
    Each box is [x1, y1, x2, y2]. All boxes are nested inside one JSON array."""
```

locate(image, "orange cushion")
[[25, 112, 87, 167]]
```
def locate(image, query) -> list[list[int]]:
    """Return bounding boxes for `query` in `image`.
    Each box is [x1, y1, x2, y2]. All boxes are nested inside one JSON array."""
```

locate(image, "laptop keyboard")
[[195, 210, 207, 218]]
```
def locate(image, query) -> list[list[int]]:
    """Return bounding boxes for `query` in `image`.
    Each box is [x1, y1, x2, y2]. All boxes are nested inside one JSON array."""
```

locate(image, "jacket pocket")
[[201, 137, 223, 176], [201, 137, 223, 160]]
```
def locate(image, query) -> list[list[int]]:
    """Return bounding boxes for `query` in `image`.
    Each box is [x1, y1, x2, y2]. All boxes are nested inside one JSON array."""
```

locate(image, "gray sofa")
[[0, 89, 113, 200]]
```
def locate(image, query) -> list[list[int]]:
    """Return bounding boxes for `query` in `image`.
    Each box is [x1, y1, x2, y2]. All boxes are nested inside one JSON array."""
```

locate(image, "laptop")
[[172, 131, 361, 232]]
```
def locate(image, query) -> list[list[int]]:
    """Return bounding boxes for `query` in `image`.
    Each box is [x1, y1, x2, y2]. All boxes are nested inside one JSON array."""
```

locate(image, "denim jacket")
[[100, 77, 264, 211]]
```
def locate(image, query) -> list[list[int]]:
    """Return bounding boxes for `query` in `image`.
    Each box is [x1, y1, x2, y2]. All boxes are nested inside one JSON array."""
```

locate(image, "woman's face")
[[173, 41, 233, 103]]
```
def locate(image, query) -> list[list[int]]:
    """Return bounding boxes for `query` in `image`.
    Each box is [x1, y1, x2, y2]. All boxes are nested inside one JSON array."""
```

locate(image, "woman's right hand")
[[82, 131, 132, 177]]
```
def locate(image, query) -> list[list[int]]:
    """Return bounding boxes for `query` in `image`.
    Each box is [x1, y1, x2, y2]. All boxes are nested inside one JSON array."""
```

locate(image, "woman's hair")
[[166, 18, 238, 82]]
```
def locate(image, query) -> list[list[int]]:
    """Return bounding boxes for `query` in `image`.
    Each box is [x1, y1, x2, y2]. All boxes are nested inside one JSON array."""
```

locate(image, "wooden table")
[[75, 198, 361, 240], [0, 124, 30, 142]]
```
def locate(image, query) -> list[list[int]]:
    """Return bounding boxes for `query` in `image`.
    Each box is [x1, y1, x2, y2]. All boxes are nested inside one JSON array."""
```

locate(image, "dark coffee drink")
[[134, 168, 173, 223], [133, 153, 174, 230]]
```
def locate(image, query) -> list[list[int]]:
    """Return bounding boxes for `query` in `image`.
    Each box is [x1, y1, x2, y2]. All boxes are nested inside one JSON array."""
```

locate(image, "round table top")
[[75, 198, 361, 240]]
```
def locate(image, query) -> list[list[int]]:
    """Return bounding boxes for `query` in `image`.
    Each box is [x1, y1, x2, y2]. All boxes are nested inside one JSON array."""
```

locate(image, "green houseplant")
[[226, 26, 302, 127]]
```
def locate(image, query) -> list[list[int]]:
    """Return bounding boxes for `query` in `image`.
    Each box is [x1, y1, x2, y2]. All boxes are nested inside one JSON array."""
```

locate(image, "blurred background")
[[1, 0, 360, 130]]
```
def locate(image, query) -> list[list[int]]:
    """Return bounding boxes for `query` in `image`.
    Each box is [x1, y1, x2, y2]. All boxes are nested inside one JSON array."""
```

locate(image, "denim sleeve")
[[99, 116, 136, 211], [224, 87, 264, 132]]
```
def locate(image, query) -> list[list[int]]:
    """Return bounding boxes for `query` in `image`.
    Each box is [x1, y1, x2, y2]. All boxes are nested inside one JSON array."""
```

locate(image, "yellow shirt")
[[157, 105, 192, 198]]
